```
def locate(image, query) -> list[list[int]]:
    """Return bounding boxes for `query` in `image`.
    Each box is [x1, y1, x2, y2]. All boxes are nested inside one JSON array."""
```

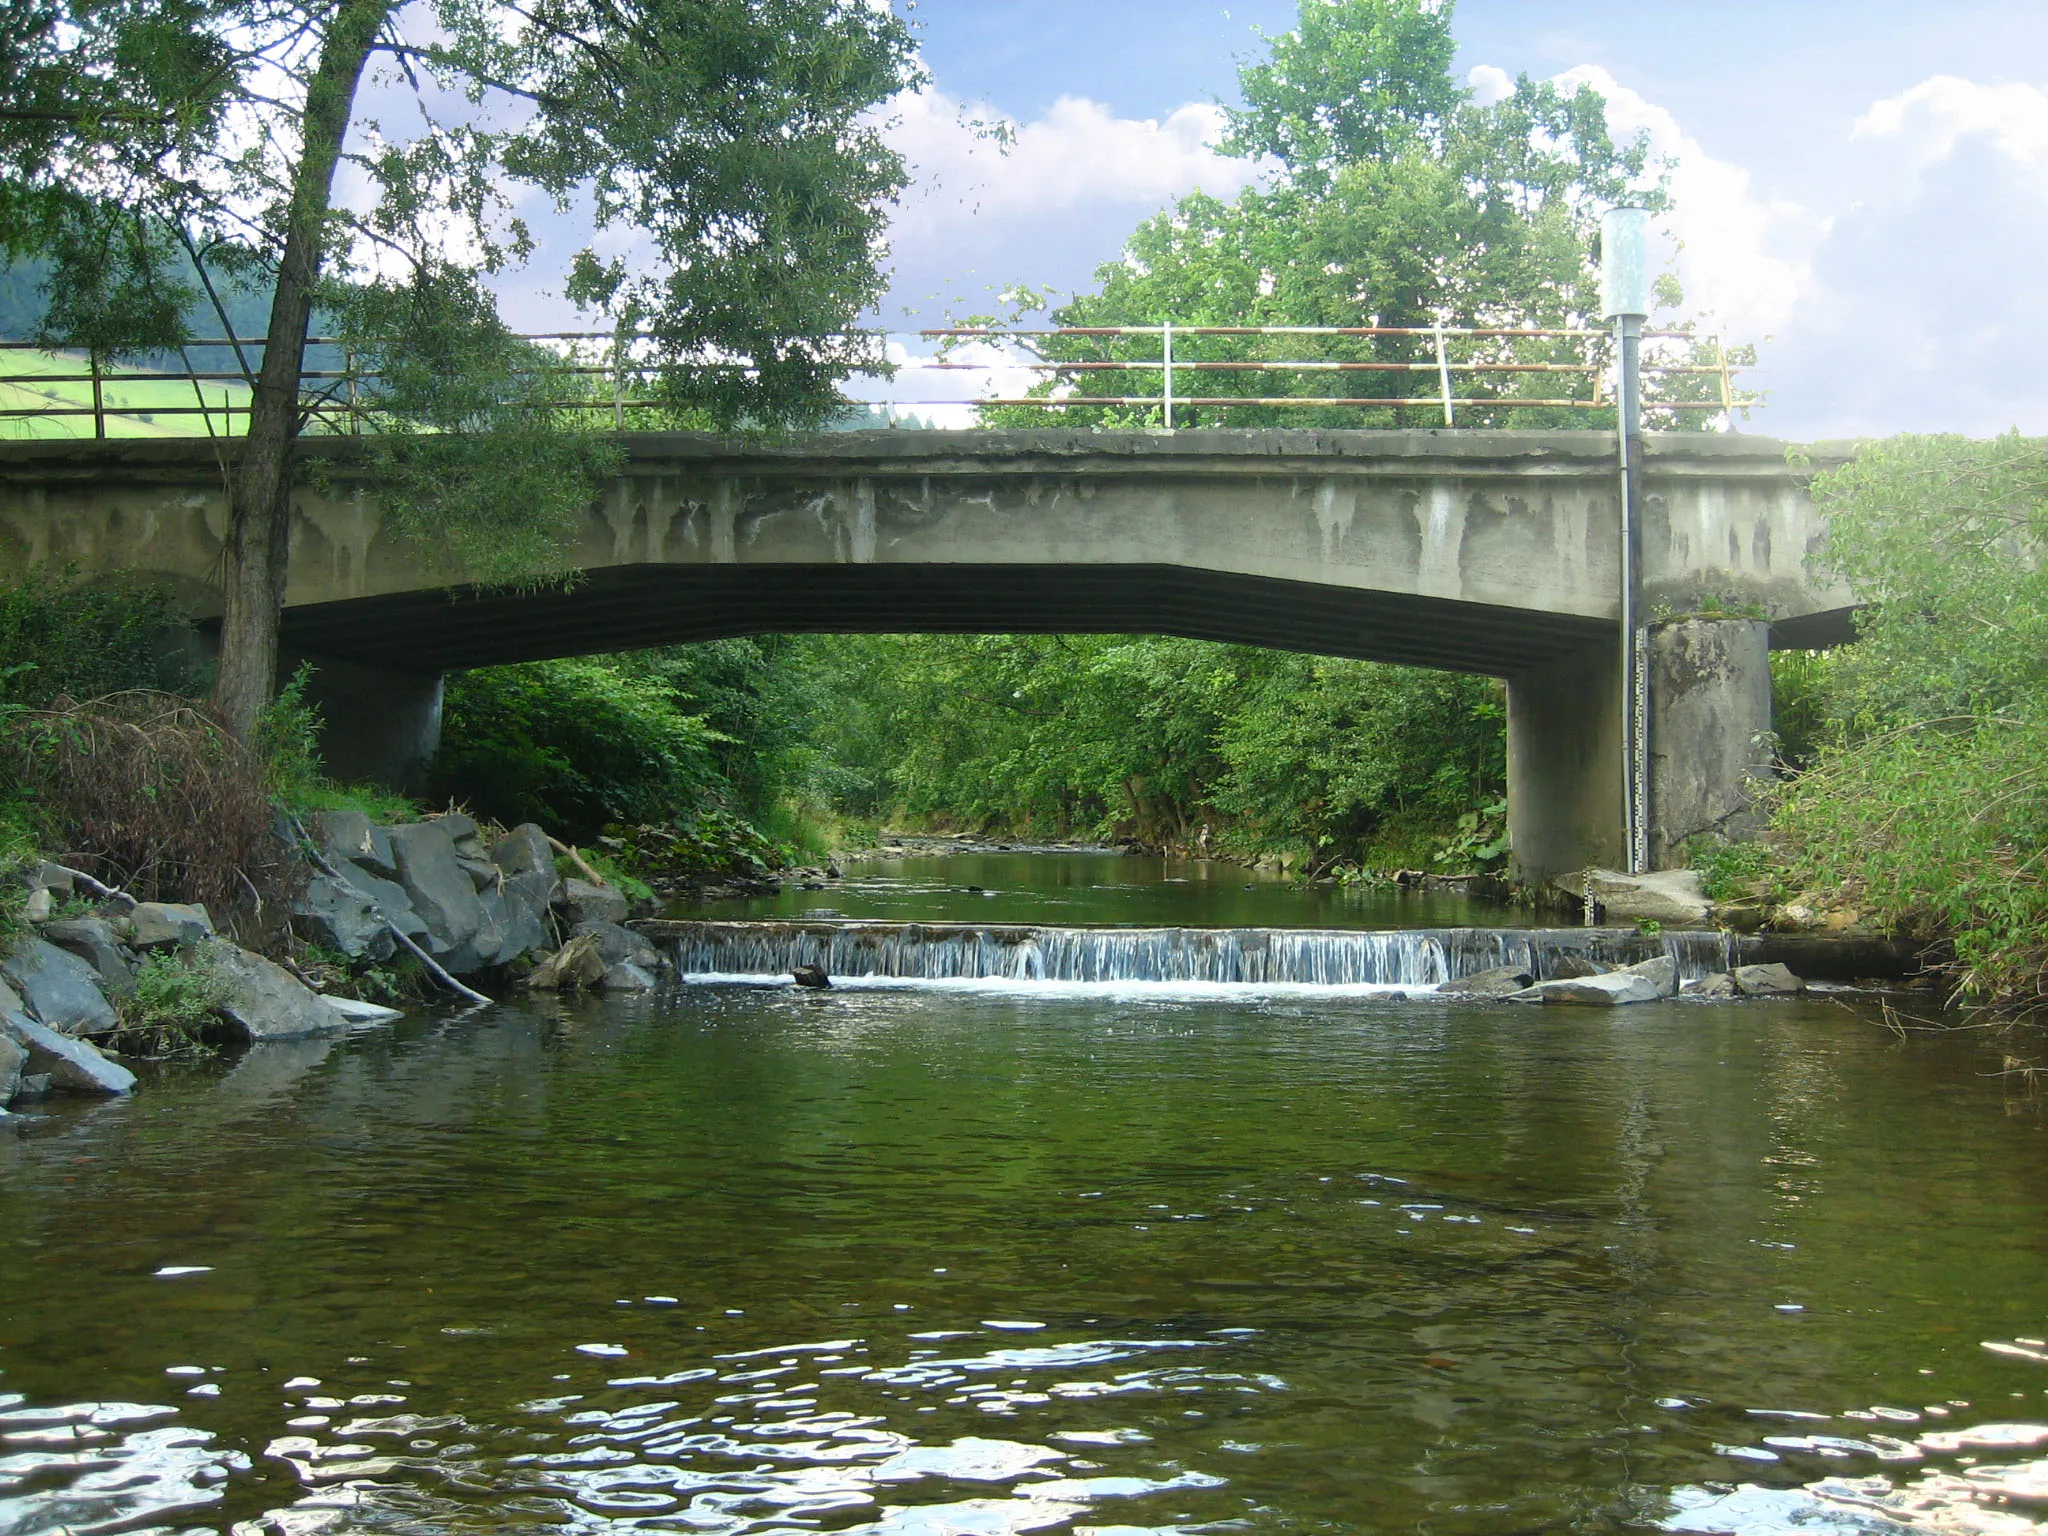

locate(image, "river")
[[2, 853, 2046, 1535]]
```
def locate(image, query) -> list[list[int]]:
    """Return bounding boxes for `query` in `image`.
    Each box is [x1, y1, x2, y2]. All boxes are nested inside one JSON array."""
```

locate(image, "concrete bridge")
[[0, 428, 1854, 885]]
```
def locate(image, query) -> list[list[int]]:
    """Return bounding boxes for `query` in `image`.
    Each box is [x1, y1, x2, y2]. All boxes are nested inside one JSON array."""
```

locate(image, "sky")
[[498, 1, 2048, 443]]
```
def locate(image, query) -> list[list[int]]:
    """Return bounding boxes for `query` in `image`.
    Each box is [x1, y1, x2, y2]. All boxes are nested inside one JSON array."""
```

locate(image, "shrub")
[[431, 659, 724, 841], [0, 564, 204, 707], [116, 947, 231, 1056], [1, 692, 299, 943]]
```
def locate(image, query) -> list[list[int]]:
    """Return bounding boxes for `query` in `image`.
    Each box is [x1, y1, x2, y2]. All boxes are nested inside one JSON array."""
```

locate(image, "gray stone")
[[2, 1011, 136, 1095], [13, 1073, 51, 1101], [438, 892, 509, 976], [310, 809, 398, 879], [601, 961, 657, 992], [39, 918, 136, 996], [555, 878, 628, 928], [491, 823, 555, 879], [1734, 962, 1805, 997], [1509, 973, 1665, 1006], [482, 884, 548, 967], [1438, 964, 1534, 999], [0, 1033, 22, 1104], [294, 874, 396, 962], [1575, 867, 1712, 926], [0, 938, 119, 1036], [575, 921, 663, 971], [526, 932, 607, 991], [204, 940, 352, 1041], [326, 858, 429, 940], [125, 902, 214, 948], [23, 887, 52, 923], [323, 997, 404, 1024], [1618, 954, 1679, 997], [1548, 953, 1609, 980], [1685, 971, 1740, 997], [30, 862, 76, 894], [437, 812, 484, 857], [457, 857, 501, 893], [386, 822, 488, 960]]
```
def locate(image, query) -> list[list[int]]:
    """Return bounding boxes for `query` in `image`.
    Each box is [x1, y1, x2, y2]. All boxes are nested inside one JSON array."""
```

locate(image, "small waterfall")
[[656, 922, 1734, 988]]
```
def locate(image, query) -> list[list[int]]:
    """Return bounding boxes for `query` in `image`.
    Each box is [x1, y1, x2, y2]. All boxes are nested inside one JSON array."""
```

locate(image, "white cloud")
[[1545, 64, 1823, 341], [1855, 75, 2048, 169], [1466, 64, 1514, 108]]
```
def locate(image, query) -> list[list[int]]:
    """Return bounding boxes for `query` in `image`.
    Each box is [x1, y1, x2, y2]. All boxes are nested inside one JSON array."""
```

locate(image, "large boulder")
[[478, 888, 546, 968], [555, 878, 628, 928], [1509, 972, 1665, 1006], [1573, 868, 1713, 926], [436, 812, 485, 858], [0, 938, 119, 1036], [204, 940, 352, 1041], [1735, 962, 1805, 997], [324, 859, 428, 942], [1, 1010, 135, 1095], [575, 921, 663, 971], [601, 961, 657, 992], [491, 823, 555, 880], [1617, 955, 1679, 998], [125, 902, 214, 948], [1685, 971, 1740, 998], [1437, 964, 1534, 999], [310, 808, 399, 879], [386, 823, 488, 961], [39, 918, 136, 997], [0, 1032, 23, 1104], [294, 874, 396, 962]]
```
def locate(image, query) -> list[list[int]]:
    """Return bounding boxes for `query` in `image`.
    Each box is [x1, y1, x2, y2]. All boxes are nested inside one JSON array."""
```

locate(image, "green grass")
[[0, 348, 252, 439]]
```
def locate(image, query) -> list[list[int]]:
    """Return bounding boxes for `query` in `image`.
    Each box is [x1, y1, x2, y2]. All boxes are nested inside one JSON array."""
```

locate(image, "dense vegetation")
[[1718, 435, 2048, 1013]]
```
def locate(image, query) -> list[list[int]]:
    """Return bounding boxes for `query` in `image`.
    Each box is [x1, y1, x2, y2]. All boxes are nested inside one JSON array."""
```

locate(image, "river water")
[[3, 854, 2048, 1535]]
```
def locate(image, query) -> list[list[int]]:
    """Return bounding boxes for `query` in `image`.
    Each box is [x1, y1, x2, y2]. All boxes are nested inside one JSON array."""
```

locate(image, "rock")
[[436, 812, 484, 857], [0, 938, 119, 1036], [1618, 955, 1679, 997], [29, 862, 76, 894], [39, 918, 136, 996], [125, 902, 214, 948], [23, 888, 53, 923], [1684, 971, 1740, 997], [1513, 972, 1665, 1006], [490, 823, 555, 879], [1574, 867, 1712, 926], [310, 809, 398, 879], [324, 859, 429, 942], [0, 1033, 22, 1104], [1548, 953, 1609, 980], [1, 1011, 136, 1095], [1734, 962, 1805, 996], [293, 874, 395, 962], [1438, 964, 1534, 999], [1772, 903, 1820, 932], [526, 932, 606, 991], [575, 921, 663, 971], [13, 1073, 51, 1101], [322, 997, 404, 1024], [792, 964, 832, 989], [601, 961, 657, 992], [386, 822, 488, 962], [457, 857, 501, 893], [555, 878, 628, 928], [204, 940, 352, 1041]]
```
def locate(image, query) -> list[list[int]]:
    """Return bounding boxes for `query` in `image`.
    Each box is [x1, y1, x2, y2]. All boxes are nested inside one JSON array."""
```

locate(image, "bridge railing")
[[0, 322, 1759, 439]]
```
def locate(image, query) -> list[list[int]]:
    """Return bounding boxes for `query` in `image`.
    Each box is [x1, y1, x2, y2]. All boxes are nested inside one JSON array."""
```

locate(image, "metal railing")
[[0, 321, 1757, 439]]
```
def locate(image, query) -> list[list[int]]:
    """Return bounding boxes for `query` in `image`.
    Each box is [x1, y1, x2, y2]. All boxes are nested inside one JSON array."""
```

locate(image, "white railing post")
[[1433, 319, 1453, 427], [1161, 321, 1174, 430]]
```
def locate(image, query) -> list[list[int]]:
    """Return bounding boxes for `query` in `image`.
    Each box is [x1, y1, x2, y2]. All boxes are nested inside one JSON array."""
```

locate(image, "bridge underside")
[[278, 563, 1615, 676]]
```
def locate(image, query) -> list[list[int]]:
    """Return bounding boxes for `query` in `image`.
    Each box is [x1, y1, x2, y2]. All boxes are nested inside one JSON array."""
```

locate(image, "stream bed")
[[2, 855, 2046, 1534]]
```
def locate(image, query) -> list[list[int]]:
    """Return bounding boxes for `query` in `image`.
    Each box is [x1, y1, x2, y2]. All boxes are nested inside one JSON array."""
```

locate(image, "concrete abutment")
[[287, 651, 444, 798]]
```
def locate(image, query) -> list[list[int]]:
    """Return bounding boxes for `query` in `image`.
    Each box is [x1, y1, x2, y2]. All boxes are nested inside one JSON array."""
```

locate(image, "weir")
[[648, 921, 1738, 988]]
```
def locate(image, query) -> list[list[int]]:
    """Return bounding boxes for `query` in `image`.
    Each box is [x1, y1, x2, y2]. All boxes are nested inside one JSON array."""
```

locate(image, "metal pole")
[[1601, 206, 1652, 874], [90, 350, 105, 439], [1434, 318, 1454, 427], [1161, 321, 1174, 430]]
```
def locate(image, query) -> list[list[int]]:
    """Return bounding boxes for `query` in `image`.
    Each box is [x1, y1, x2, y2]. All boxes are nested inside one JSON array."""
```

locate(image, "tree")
[[0, 0, 920, 734], [983, 0, 1662, 430]]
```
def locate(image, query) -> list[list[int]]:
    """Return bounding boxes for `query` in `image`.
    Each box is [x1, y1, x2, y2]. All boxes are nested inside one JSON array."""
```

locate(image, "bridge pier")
[[1508, 617, 1775, 890], [286, 651, 444, 797]]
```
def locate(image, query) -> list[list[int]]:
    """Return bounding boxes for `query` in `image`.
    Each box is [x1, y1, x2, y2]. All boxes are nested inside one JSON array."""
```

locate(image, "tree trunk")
[[211, 0, 392, 739]]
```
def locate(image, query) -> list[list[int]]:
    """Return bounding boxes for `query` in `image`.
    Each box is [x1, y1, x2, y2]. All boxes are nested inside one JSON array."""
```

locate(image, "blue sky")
[[841, 0, 2048, 440]]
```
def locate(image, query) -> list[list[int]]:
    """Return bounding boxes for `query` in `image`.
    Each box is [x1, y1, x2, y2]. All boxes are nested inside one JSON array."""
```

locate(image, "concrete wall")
[[1646, 618, 1774, 866], [1507, 639, 1626, 885]]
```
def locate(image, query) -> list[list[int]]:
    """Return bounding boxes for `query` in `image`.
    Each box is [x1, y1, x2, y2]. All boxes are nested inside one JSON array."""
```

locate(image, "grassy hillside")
[[0, 347, 251, 439]]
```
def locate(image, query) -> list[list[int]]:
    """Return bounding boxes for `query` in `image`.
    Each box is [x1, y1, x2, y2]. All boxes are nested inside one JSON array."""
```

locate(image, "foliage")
[[1684, 835, 1781, 906], [115, 947, 230, 1056], [0, 806, 38, 949], [0, 691, 298, 941], [432, 659, 725, 843], [1754, 435, 2048, 1011], [0, 565, 204, 708], [979, 0, 1679, 432], [798, 634, 1506, 869]]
